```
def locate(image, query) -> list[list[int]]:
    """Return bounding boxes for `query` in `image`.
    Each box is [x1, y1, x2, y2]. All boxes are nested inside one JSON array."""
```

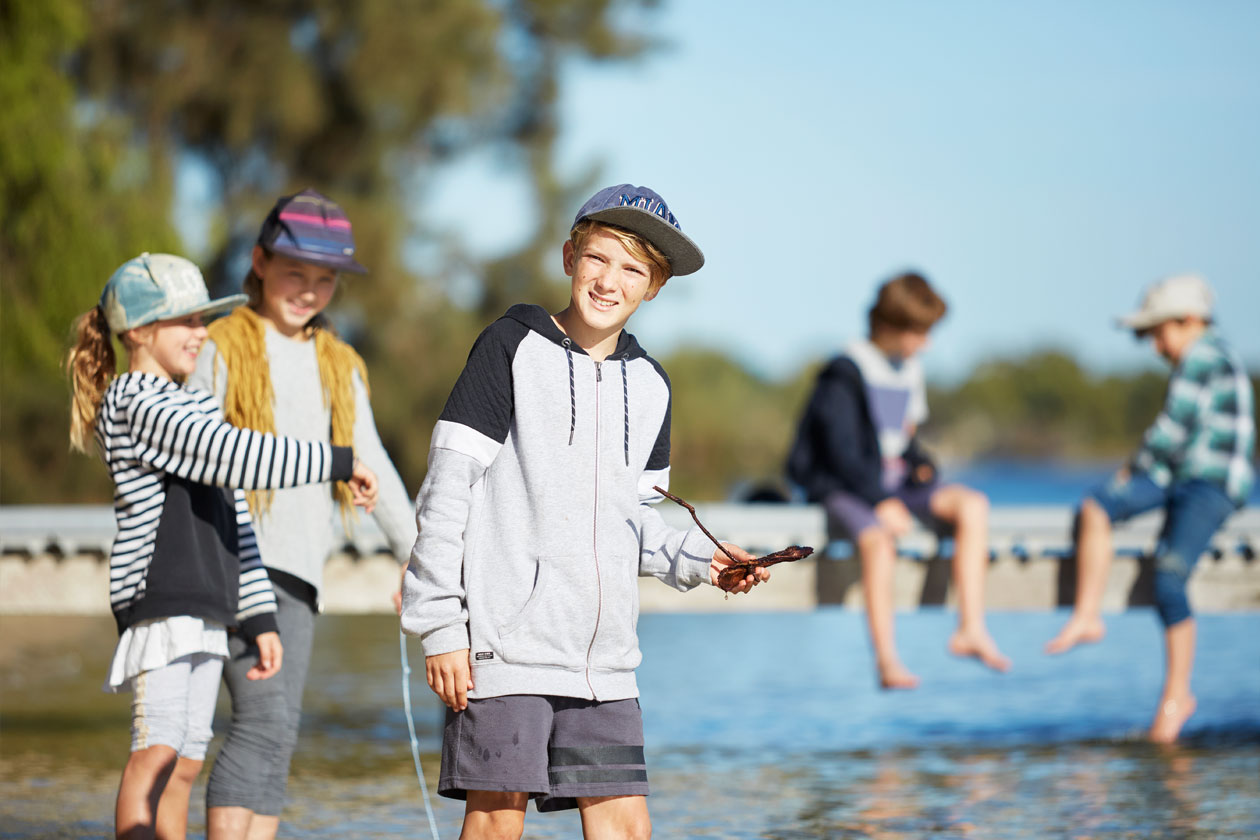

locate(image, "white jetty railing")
[[1, 504, 1257, 614]]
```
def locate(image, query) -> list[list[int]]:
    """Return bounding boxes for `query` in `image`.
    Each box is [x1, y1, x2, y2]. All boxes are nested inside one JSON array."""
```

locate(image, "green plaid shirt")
[[1132, 331, 1255, 506]]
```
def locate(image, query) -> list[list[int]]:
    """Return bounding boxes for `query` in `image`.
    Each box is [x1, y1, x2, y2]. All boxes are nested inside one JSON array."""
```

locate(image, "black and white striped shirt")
[[97, 373, 352, 633]]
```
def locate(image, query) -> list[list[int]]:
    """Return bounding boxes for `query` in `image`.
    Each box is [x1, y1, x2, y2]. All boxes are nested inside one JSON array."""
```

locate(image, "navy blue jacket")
[[786, 356, 936, 505]]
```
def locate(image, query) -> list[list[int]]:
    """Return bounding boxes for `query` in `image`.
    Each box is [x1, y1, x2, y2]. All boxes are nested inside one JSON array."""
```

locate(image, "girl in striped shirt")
[[67, 253, 378, 840]]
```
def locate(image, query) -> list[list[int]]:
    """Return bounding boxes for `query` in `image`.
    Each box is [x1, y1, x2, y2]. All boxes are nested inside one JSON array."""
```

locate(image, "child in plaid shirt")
[[1046, 274, 1254, 742]]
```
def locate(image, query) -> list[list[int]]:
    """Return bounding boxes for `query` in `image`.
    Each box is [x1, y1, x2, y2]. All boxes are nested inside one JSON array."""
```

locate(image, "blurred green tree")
[[1, 0, 183, 501], [2, 0, 661, 502], [3, 2, 1253, 505]]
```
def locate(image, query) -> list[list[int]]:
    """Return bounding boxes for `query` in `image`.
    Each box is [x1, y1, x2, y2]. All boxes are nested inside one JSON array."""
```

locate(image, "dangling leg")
[[930, 485, 1010, 672], [1046, 498, 1114, 654], [858, 526, 919, 689], [1145, 480, 1233, 742], [1149, 617, 1196, 743]]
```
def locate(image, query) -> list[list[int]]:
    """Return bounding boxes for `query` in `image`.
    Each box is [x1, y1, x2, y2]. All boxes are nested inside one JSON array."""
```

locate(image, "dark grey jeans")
[[206, 584, 315, 815]]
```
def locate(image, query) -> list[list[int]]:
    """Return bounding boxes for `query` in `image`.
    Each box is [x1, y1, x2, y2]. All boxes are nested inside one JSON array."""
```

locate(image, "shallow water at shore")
[[3, 609, 1258, 838]]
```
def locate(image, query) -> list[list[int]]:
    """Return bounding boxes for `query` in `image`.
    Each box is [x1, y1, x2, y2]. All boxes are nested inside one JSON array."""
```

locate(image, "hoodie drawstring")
[[620, 358, 629, 466], [563, 338, 576, 446], [562, 339, 630, 464]]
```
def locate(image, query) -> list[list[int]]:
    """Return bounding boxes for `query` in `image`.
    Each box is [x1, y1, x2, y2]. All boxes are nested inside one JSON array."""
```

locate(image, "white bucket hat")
[[1116, 273, 1213, 332]]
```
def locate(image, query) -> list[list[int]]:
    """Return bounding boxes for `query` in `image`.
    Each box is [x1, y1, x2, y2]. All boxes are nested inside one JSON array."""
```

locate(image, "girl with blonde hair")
[[68, 252, 377, 840], [187, 190, 416, 840]]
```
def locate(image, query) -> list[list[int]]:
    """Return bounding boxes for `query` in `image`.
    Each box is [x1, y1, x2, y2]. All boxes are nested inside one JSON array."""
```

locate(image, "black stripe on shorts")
[[550, 745, 645, 766], [548, 745, 647, 785]]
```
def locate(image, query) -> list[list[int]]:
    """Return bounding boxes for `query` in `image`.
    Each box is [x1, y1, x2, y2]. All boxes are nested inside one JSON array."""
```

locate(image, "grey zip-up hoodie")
[[400, 304, 717, 700]]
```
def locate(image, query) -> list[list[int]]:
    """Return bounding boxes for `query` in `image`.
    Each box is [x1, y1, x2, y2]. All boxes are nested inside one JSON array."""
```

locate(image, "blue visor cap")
[[572, 184, 704, 276], [99, 253, 246, 333]]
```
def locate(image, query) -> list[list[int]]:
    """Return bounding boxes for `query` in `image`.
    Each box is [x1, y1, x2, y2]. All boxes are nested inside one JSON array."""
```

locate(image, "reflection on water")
[[3, 610, 1258, 838]]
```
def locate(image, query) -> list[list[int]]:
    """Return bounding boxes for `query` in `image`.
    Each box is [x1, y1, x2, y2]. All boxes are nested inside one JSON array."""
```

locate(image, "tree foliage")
[[2, 0, 183, 501], [2, 0, 658, 502], [2, 2, 1255, 505]]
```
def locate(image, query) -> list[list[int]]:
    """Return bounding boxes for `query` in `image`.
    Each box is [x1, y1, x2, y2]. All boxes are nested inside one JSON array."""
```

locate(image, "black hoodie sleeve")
[[809, 361, 888, 505]]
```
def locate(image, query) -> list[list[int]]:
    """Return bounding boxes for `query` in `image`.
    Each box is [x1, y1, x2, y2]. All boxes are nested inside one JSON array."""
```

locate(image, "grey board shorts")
[[439, 695, 647, 812]]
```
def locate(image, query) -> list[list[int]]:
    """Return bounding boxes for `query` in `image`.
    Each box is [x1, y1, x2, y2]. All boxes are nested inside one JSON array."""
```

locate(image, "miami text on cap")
[[572, 184, 705, 276]]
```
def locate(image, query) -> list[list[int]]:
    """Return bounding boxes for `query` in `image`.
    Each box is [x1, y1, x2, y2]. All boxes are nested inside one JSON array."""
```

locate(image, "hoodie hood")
[[503, 303, 648, 361]]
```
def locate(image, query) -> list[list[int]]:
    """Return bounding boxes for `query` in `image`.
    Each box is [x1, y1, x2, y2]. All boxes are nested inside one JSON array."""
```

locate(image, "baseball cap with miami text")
[[573, 184, 705, 276]]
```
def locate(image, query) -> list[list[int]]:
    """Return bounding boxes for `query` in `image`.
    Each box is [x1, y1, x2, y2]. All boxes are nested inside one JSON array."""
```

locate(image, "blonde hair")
[[207, 305, 367, 522], [66, 306, 117, 454], [570, 220, 673, 292], [868, 272, 948, 334]]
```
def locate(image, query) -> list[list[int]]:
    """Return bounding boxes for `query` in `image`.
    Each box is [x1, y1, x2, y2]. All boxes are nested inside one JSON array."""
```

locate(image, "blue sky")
[[423, 0, 1260, 383]]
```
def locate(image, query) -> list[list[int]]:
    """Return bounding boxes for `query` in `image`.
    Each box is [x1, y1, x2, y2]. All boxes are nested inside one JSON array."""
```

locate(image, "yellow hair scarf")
[[207, 306, 368, 523]]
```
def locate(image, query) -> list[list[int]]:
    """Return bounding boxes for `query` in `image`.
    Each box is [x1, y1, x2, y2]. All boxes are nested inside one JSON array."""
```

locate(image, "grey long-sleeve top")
[[189, 326, 416, 599]]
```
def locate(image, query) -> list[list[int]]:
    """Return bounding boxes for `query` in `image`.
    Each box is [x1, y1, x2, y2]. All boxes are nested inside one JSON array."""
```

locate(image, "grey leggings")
[[206, 584, 315, 815]]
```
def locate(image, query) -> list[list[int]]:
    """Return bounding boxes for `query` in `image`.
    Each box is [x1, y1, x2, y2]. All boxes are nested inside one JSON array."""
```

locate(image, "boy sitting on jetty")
[[787, 272, 1010, 689], [401, 184, 766, 839], [1047, 273, 1254, 743]]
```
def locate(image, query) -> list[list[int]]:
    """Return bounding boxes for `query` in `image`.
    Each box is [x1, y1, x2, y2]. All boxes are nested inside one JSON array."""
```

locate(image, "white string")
[[400, 629, 442, 840]]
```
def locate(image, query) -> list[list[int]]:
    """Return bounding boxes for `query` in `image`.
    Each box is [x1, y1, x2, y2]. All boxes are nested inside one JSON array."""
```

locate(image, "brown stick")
[[652, 485, 740, 565]]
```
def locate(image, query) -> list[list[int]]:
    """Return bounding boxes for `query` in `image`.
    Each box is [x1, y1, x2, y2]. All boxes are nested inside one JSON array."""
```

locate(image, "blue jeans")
[[1086, 473, 1237, 626]]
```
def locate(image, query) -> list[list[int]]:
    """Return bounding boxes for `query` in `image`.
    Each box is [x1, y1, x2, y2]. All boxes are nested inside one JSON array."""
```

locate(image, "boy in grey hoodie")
[[401, 184, 765, 838]]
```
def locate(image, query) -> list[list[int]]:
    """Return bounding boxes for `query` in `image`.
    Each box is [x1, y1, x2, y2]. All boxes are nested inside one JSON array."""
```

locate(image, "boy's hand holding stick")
[[652, 486, 813, 595]]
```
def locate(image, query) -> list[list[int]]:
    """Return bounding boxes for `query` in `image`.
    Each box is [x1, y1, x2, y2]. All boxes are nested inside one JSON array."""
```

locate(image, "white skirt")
[[104, 615, 230, 693]]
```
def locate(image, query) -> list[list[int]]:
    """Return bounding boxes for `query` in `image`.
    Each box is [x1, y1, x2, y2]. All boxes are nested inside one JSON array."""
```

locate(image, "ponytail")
[[67, 306, 116, 454]]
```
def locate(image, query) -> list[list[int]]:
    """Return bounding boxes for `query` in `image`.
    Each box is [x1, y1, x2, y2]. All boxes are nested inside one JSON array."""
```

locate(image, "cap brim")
[[181, 294, 250, 322], [266, 244, 368, 275], [1115, 305, 1210, 332], [582, 207, 705, 276], [1115, 311, 1161, 331]]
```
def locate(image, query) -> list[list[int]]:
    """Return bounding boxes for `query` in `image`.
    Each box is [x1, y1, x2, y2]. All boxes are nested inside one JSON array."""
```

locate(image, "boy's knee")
[[1155, 550, 1191, 580], [856, 527, 895, 560], [1078, 497, 1110, 530], [958, 489, 989, 521], [1154, 553, 1193, 626], [464, 808, 526, 840], [624, 816, 652, 840]]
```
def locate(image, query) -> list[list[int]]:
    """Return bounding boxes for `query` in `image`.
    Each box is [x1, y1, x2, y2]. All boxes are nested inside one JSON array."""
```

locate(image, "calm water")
[[947, 459, 1260, 507], [3, 609, 1258, 838]]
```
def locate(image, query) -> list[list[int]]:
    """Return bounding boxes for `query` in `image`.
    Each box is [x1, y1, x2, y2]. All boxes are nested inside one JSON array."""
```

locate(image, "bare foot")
[[877, 661, 921, 690], [949, 629, 1012, 673], [1149, 694, 1196, 744], [1044, 616, 1106, 655]]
